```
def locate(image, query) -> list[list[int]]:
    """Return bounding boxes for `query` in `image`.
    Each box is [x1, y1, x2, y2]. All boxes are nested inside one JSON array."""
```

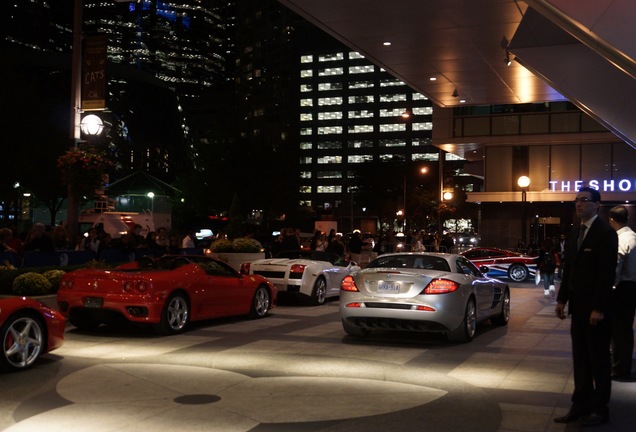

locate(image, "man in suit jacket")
[[554, 187, 618, 426]]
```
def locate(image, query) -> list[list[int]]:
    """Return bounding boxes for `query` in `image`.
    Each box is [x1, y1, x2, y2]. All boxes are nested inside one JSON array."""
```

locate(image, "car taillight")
[[240, 263, 251, 275], [123, 281, 148, 293], [290, 264, 306, 275], [341, 275, 359, 292], [423, 279, 460, 294], [60, 279, 74, 289]]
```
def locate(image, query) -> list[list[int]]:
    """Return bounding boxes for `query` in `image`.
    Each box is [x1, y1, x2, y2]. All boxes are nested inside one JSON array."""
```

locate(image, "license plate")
[[378, 282, 400, 293], [84, 297, 103, 308]]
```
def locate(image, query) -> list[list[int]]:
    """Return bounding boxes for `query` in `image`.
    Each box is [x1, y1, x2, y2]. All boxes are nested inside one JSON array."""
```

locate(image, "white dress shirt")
[[615, 225, 636, 285]]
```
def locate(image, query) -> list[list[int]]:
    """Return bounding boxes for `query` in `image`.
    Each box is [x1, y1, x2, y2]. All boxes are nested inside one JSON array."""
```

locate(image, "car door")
[[196, 259, 251, 318], [455, 257, 496, 318]]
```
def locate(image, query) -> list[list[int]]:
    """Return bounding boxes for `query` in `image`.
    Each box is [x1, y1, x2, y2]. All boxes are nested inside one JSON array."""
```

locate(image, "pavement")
[[1, 281, 634, 432]]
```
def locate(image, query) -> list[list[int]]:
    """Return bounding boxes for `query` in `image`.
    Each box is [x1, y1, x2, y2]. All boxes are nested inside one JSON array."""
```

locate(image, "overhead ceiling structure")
[[278, 0, 636, 148]]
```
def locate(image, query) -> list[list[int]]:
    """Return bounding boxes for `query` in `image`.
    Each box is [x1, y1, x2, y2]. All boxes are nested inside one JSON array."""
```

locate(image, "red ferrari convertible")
[[57, 255, 277, 334], [1, 297, 65, 371]]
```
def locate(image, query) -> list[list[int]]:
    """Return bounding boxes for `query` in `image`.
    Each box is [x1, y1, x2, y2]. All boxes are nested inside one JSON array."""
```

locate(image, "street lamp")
[[517, 175, 531, 245], [147, 192, 155, 213], [403, 166, 429, 232], [80, 114, 104, 136]]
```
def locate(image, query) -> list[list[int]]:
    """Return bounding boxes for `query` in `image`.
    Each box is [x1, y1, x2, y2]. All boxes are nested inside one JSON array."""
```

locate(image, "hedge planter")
[[208, 252, 265, 272]]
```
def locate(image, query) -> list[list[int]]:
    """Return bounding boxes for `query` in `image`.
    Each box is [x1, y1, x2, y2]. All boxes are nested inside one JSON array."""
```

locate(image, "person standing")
[[536, 238, 558, 297], [608, 205, 636, 381], [557, 233, 567, 280], [554, 187, 618, 426]]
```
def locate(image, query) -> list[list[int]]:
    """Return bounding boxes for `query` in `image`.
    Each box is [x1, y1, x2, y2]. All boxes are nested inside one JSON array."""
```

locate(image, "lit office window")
[[318, 112, 343, 120], [299, 186, 312, 193], [349, 81, 374, 89], [348, 110, 374, 119], [317, 141, 342, 149], [446, 153, 466, 161], [349, 52, 365, 59], [348, 140, 373, 148], [413, 138, 433, 147], [348, 95, 374, 104], [300, 171, 312, 179], [380, 154, 405, 161], [300, 142, 313, 150], [380, 79, 405, 87], [300, 84, 313, 92], [380, 139, 406, 147], [413, 106, 433, 115], [318, 186, 342, 193], [379, 124, 406, 132], [317, 155, 343, 164], [413, 153, 438, 161], [301, 55, 313, 63], [300, 113, 313, 121], [300, 69, 313, 78], [300, 127, 313, 135], [412, 122, 433, 131], [318, 53, 344, 62], [300, 157, 312, 164], [413, 93, 428, 100], [349, 65, 374, 74], [349, 125, 374, 133], [318, 67, 344, 76], [318, 82, 343, 91], [348, 155, 374, 163], [380, 108, 406, 117], [380, 94, 407, 102], [300, 98, 313, 107], [318, 97, 343, 106], [318, 126, 343, 135], [317, 171, 342, 179]]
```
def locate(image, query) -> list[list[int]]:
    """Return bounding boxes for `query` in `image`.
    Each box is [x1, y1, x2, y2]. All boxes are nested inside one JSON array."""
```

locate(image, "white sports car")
[[240, 250, 360, 305]]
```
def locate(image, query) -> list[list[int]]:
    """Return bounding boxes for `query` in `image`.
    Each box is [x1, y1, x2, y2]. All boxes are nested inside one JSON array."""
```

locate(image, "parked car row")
[[2, 245, 525, 372]]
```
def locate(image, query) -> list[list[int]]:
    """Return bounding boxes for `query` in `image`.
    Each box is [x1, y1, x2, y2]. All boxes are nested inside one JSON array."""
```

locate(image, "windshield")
[[367, 254, 450, 271]]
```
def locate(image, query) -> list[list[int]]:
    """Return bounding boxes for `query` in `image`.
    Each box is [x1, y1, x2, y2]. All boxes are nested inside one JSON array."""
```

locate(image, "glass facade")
[[298, 49, 438, 211]]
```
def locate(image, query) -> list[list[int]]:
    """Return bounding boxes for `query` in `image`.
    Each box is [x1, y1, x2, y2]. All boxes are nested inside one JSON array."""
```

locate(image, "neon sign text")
[[548, 180, 636, 192]]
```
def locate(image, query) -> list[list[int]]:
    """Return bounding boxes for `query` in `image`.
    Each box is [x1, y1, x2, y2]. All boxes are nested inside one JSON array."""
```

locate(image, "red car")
[[57, 255, 277, 335], [1, 297, 65, 372], [460, 247, 538, 282]]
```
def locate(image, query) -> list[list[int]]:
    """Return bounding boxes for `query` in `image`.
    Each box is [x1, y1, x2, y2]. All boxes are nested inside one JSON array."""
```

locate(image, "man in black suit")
[[554, 187, 618, 426]]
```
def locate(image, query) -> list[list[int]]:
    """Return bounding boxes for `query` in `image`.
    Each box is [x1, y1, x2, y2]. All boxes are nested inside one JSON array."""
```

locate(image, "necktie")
[[577, 225, 587, 249]]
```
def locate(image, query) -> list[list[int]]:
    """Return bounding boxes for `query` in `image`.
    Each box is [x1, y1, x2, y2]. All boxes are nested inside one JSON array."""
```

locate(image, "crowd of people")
[[0, 222, 202, 266]]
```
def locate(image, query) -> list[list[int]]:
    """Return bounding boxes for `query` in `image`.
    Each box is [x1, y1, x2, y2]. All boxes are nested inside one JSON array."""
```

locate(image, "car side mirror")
[[480, 266, 489, 273]]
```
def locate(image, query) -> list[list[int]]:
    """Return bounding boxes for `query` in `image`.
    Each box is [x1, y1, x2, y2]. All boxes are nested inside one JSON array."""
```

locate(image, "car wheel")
[[448, 298, 476, 343], [0, 313, 45, 371], [249, 286, 271, 319], [342, 319, 370, 337], [310, 276, 327, 306], [508, 264, 528, 282], [157, 292, 189, 335], [491, 288, 511, 326]]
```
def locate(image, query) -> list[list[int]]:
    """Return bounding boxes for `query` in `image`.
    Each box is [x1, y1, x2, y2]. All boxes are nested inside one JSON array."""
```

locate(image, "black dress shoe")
[[554, 408, 587, 423], [611, 373, 633, 382], [580, 412, 609, 427]]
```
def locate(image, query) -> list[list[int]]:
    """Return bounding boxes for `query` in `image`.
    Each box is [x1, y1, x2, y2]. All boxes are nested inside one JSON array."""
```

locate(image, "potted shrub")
[[208, 237, 265, 271]]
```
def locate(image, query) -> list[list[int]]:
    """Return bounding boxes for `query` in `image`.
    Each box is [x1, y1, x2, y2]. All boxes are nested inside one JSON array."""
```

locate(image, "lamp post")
[[517, 176, 531, 245], [403, 166, 429, 232]]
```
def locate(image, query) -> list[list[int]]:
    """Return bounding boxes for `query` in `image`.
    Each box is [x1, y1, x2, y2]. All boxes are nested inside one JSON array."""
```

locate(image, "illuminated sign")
[[548, 180, 636, 192]]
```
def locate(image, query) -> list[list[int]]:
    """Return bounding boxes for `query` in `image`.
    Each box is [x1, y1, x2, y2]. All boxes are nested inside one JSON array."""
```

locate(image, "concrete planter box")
[[208, 252, 265, 271]]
